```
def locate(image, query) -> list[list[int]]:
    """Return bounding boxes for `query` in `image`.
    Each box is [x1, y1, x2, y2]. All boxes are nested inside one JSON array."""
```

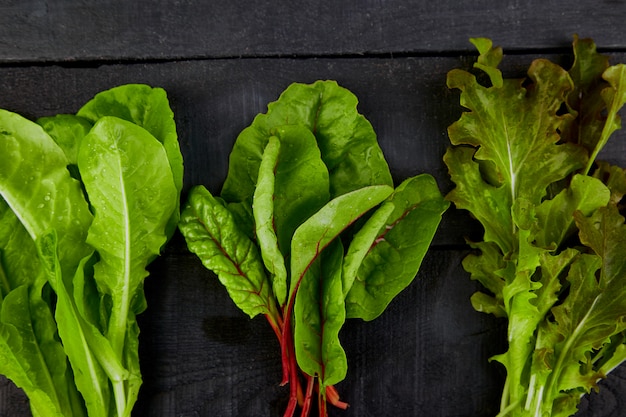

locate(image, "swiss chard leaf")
[[253, 135, 289, 307], [253, 126, 331, 306], [221, 80, 392, 203], [294, 239, 347, 388], [289, 185, 393, 302], [179, 185, 281, 322], [344, 174, 450, 321]]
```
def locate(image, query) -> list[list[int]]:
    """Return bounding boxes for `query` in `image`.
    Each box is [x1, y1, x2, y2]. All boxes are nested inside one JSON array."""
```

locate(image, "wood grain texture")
[[0, 0, 626, 63], [1, 8, 626, 416]]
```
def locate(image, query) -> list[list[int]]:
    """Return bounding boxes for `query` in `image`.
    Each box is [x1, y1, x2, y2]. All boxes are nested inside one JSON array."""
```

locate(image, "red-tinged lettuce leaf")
[[582, 63, 626, 172], [540, 206, 626, 406], [463, 241, 507, 317], [446, 49, 587, 253], [294, 239, 347, 388], [532, 174, 610, 249], [562, 36, 610, 154], [469, 38, 504, 88], [221, 80, 392, 203], [593, 161, 626, 204], [444, 146, 514, 254], [344, 174, 449, 321], [179, 185, 281, 322]]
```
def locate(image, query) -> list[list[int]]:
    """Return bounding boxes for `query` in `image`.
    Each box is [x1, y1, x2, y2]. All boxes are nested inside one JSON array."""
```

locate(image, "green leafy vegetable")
[[444, 36, 626, 417], [0, 84, 182, 417], [179, 80, 449, 417]]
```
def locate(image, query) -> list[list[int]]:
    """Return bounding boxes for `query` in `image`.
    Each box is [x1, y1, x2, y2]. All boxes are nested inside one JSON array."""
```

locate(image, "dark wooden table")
[[1, 1, 626, 416]]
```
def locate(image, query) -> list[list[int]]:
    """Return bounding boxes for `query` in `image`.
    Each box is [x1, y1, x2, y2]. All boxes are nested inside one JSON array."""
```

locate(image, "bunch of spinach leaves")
[[444, 37, 626, 417], [0, 84, 183, 417], [179, 80, 449, 417]]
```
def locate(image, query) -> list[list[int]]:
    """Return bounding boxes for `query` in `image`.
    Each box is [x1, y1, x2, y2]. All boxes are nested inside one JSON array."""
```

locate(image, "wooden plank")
[[3, 53, 624, 247], [1, 54, 626, 416], [3, 247, 625, 416], [0, 0, 625, 63]]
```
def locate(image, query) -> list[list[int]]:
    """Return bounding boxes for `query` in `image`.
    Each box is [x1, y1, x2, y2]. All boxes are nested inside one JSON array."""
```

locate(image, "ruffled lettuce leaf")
[[445, 37, 626, 417]]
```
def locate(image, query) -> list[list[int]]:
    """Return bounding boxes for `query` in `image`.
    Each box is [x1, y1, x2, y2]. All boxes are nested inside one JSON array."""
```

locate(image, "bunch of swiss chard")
[[444, 37, 626, 417], [179, 80, 449, 416], [0, 84, 183, 417]]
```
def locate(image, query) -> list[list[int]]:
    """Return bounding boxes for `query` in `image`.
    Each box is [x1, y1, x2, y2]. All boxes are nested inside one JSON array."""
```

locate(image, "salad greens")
[[179, 80, 449, 417], [444, 36, 626, 417], [0, 84, 182, 417]]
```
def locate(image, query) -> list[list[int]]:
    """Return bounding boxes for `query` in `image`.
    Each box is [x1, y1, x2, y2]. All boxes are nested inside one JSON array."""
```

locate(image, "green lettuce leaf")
[[36, 114, 93, 167], [77, 84, 183, 240], [0, 202, 85, 417], [0, 109, 93, 277], [77, 116, 177, 416], [36, 231, 111, 417]]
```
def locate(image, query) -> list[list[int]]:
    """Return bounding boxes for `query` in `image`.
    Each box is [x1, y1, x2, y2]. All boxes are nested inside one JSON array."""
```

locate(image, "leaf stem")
[[325, 385, 348, 410], [300, 374, 314, 417]]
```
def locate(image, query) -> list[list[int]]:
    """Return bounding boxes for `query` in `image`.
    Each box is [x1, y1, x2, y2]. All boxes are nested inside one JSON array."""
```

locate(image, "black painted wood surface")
[[1, 2, 626, 416]]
